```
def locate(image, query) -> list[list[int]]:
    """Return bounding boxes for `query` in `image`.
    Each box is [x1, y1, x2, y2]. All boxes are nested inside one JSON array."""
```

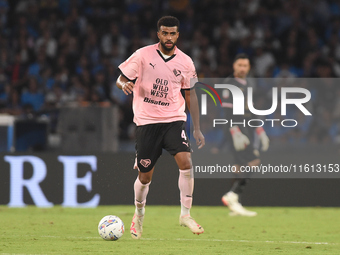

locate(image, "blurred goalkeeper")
[[218, 53, 270, 216]]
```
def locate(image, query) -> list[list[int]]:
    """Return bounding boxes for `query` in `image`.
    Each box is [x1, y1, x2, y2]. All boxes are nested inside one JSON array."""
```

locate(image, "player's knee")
[[138, 173, 152, 184], [180, 162, 192, 170], [178, 158, 192, 170], [175, 152, 192, 170]]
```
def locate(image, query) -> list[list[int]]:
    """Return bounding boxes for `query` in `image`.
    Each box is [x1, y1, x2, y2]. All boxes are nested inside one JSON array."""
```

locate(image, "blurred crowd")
[[0, 0, 340, 144]]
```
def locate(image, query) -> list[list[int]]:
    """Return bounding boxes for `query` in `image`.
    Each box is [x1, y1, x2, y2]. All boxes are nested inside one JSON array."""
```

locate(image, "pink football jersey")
[[118, 43, 197, 126]]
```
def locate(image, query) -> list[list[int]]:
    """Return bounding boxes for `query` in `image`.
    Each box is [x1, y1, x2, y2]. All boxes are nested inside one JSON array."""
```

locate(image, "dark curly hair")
[[157, 16, 180, 31]]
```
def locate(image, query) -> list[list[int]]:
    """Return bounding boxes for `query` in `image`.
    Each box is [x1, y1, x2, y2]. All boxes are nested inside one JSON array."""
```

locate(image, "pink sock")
[[178, 168, 194, 211], [134, 177, 150, 209]]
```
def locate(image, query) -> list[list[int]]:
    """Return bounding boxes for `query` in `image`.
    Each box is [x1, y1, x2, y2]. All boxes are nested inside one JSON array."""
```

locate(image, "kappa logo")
[[140, 159, 151, 168], [173, 68, 181, 77]]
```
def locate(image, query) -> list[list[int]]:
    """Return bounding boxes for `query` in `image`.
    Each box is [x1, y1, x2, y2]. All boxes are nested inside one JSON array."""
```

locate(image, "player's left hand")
[[193, 130, 205, 149], [256, 127, 270, 151]]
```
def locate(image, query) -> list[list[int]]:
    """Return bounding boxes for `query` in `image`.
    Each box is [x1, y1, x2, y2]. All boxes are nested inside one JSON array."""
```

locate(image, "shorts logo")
[[140, 159, 151, 168], [173, 69, 181, 77], [182, 141, 189, 147]]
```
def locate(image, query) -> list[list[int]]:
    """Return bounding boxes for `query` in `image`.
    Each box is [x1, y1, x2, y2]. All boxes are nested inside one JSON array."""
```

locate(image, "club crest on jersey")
[[140, 159, 151, 168], [173, 69, 181, 77]]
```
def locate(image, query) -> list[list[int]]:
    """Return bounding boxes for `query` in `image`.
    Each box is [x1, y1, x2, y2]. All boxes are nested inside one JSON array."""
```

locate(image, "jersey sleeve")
[[182, 60, 198, 90], [118, 50, 141, 80]]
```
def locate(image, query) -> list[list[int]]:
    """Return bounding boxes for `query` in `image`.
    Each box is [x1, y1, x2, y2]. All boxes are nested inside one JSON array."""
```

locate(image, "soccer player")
[[116, 16, 205, 239], [220, 53, 270, 216]]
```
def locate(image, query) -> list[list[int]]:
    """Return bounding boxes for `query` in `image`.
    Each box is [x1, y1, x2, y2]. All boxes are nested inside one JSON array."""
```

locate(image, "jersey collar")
[[155, 43, 177, 62]]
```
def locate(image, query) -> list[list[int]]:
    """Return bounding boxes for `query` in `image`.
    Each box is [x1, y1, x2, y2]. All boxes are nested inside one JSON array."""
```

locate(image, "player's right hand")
[[193, 129, 205, 149], [122, 81, 134, 95], [230, 126, 250, 151]]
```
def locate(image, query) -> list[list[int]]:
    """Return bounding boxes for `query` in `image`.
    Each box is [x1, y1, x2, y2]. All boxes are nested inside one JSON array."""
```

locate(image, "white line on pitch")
[[141, 238, 337, 245], [39, 235, 338, 245]]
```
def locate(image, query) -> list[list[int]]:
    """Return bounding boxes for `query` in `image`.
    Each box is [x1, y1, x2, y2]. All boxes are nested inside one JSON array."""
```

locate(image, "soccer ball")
[[98, 215, 125, 241]]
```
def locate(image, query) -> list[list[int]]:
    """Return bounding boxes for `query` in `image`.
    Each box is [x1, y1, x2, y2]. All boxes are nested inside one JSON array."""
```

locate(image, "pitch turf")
[[0, 206, 339, 254]]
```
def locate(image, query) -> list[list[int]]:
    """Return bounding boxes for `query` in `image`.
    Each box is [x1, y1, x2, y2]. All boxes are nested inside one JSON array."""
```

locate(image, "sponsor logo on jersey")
[[144, 97, 170, 106]]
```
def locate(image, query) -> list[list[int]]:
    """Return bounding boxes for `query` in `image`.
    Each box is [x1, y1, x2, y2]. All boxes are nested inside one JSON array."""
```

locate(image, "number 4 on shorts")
[[181, 130, 187, 140]]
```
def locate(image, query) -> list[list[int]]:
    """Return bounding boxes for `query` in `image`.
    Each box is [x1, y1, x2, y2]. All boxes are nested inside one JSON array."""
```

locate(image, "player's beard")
[[160, 40, 176, 53]]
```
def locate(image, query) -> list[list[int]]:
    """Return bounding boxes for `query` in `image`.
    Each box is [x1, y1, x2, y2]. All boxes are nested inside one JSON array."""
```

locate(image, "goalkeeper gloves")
[[229, 126, 250, 151], [256, 127, 270, 151]]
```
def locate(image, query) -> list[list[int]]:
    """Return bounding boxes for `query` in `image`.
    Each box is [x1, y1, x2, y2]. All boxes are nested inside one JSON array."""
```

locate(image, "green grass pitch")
[[0, 206, 339, 254]]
